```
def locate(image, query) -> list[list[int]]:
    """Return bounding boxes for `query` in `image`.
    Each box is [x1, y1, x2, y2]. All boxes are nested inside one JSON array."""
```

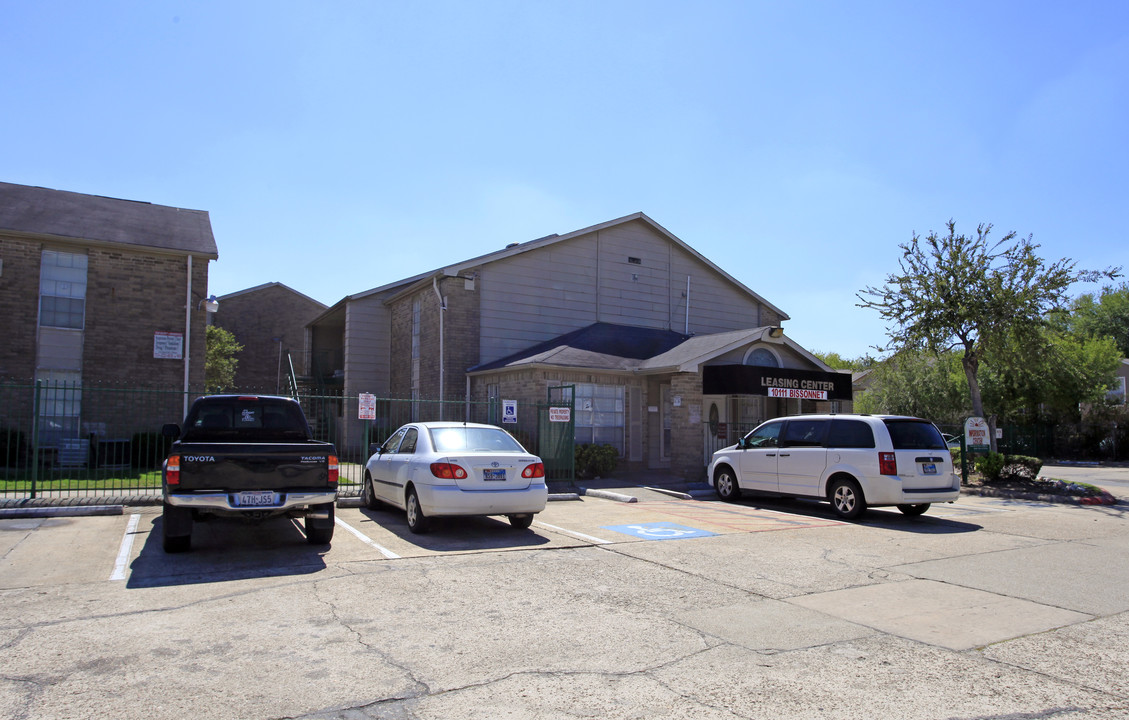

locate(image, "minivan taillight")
[[879, 452, 898, 476], [166, 455, 180, 485], [328, 455, 339, 484]]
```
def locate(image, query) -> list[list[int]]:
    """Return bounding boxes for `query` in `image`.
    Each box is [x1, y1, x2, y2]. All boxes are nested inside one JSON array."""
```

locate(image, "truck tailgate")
[[173, 443, 335, 491]]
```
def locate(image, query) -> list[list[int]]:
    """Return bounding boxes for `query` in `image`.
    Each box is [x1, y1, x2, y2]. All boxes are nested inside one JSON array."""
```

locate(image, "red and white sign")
[[358, 393, 376, 420], [549, 406, 571, 423], [965, 417, 990, 449], [767, 387, 828, 400]]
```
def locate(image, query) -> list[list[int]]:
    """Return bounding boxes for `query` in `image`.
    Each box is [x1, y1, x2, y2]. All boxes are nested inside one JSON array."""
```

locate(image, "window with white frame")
[[573, 383, 625, 455], [39, 250, 88, 329]]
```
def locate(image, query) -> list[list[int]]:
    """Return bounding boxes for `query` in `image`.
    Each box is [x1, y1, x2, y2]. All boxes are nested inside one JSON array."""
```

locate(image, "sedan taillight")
[[522, 462, 545, 479], [879, 452, 898, 476], [166, 455, 180, 485], [430, 462, 468, 480]]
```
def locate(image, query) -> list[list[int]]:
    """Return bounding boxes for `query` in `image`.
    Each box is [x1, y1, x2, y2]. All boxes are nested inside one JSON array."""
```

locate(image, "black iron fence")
[[1, 381, 574, 502]]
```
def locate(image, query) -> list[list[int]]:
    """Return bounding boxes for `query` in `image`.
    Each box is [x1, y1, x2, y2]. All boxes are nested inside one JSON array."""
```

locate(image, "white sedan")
[[362, 421, 548, 533]]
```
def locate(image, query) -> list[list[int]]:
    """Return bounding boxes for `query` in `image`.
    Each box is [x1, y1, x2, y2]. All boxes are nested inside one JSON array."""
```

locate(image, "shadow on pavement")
[[355, 506, 552, 552], [127, 514, 328, 589]]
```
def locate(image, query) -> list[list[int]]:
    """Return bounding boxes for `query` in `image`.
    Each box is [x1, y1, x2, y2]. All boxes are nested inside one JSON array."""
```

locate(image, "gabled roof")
[[0, 181, 218, 257], [382, 212, 789, 319], [217, 281, 327, 308], [469, 323, 690, 373], [467, 323, 832, 375]]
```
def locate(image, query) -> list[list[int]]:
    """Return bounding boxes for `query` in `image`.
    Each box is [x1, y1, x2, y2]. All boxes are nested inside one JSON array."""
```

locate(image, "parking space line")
[[109, 513, 141, 581], [533, 521, 613, 545], [335, 517, 401, 559]]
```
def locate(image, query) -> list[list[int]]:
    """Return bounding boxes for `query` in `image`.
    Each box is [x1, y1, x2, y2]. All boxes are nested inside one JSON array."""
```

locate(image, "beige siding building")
[[308, 213, 851, 479]]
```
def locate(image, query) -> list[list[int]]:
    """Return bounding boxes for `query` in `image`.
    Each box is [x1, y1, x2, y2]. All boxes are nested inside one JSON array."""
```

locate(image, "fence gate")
[[538, 385, 575, 482]]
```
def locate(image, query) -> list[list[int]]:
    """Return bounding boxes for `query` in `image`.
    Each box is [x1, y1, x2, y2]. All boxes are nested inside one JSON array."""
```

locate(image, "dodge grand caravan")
[[708, 414, 960, 519]]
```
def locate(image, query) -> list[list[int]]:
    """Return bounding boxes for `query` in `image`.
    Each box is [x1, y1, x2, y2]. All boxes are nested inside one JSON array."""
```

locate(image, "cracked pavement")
[[1, 491, 1128, 719]]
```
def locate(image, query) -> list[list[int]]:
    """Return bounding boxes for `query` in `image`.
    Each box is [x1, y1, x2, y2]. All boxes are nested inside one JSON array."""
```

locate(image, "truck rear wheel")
[[162, 502, 193, 553], [305, 503, 335, 545]]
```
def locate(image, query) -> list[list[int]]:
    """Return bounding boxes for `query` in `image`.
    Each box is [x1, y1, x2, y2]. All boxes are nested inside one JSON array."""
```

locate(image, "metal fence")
[[1, 381, 574, 503]]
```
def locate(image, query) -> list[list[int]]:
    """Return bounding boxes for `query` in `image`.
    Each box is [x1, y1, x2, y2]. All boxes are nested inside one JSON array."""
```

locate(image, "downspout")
[[183, 255, 192, 418], [684, 275, 691, 335], [465, 375, 471, 422], [432, 276, 446, 418]]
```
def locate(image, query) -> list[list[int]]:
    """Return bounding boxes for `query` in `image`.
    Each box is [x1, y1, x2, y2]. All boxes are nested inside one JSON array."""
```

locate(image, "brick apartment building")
[[306, 213, 851, 479], [0, 181, 218, 449]]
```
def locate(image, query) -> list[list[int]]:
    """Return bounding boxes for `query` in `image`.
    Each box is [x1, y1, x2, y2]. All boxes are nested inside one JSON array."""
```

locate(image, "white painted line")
[[533, 521, 613, 545], [335, 517, 401, 559], [110, 513, 141, 581]]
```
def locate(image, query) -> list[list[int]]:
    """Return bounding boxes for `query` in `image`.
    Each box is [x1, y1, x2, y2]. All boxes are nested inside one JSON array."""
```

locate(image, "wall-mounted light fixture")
[[767, 326, 784, 338], [198, 295, 219, 313]]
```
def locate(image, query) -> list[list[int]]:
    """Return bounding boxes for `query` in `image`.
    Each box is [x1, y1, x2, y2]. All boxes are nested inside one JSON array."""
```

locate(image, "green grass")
[[0, 470, 163, 492]]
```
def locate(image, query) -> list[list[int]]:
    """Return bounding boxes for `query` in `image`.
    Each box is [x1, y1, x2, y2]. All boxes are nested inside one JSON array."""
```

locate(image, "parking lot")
[[3, 482, 1129, 719]]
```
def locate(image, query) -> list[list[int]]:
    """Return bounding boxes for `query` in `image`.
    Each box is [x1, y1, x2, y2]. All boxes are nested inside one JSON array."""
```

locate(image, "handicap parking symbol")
[[602, 522, 716, 540]]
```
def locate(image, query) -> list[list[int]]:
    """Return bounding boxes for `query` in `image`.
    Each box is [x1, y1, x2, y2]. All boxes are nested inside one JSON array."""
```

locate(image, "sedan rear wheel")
[[405, 487, 430, 534], [508, 514, 534, 529]]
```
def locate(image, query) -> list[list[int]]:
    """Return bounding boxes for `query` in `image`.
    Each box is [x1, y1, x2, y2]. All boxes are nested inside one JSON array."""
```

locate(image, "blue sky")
[[3, 1, 1126, 359]]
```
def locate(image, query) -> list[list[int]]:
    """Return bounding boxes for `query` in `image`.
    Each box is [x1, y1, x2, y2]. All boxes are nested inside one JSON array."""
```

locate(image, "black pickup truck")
[[160, 394, 338, 553]]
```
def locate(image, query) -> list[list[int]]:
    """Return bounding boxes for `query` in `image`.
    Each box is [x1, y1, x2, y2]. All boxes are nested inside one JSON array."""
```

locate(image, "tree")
[[1064, 282, 1129, 358], [812, 350, 878, 371], [205, 324, 243, 393], [853, 349, 969, 426], [857, 220, 1118, 451]]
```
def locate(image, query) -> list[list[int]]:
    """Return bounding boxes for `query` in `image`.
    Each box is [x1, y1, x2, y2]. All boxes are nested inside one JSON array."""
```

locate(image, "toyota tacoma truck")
[[160, 394, 338, 553]]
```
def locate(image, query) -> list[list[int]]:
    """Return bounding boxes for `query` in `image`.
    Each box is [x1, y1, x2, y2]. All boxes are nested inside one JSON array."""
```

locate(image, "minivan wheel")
[[715, 467, 741, 502], [897, 503, 930, 517], [829, 478, 867, 520]]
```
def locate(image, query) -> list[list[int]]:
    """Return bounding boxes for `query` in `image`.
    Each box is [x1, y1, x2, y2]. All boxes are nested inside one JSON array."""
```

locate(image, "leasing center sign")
[[703, 366, 852, 402]]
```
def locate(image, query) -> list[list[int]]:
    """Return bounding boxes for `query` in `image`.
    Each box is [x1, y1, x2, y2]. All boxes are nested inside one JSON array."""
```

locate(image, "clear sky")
[[3, 1, 1126, 359]]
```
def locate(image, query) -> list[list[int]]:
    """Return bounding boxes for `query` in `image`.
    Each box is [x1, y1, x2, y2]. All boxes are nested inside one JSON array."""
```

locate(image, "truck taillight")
[[522, 462, 545, 479], [430, 462, 468, 480], [328, 455, 338, 483], [166, 455, 180, 485], [879, 452, 898, 476]]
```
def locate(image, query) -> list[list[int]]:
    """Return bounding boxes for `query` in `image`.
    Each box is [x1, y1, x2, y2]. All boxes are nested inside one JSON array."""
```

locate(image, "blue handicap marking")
[[602, 522, 716, 540]]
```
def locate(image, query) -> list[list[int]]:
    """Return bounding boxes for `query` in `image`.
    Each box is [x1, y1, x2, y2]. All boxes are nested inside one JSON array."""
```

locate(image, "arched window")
[[744, 347, 780, 368]]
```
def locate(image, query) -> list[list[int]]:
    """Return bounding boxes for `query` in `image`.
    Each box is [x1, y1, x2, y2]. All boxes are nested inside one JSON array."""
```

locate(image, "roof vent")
[[628, 256, 642, 265], [506, 243, 519, 249]]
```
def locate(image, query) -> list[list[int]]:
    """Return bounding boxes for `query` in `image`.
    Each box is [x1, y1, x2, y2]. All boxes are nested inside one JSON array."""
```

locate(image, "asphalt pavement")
[[2, 477, 1128, 719]]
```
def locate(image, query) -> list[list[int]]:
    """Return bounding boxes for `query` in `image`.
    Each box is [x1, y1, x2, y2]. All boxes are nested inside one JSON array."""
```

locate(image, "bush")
[[574, 443, 618, 479], [0, 427, 29, 467], [1000, 454, 1042, 480], [975, 452, 1006, 481], [131, 432, 175, 470]]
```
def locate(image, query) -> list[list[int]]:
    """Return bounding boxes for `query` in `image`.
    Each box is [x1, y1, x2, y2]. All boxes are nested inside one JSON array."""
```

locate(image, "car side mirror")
[[162, 423, 181, 439], [369, 443, 383, 457]]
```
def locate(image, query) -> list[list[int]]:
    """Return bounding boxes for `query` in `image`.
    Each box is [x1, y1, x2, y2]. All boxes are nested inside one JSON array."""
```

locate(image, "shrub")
[[1000, 454, 1042, 480], [574, 443, 618, 479], [131, 432, 175, 470], [975, 452, 1005, 481], [0, 427, 29, 467]]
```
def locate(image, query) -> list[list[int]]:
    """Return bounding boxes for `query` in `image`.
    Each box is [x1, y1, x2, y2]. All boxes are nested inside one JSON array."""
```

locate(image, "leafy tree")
[[857, 220, 1118, 451], [1064, 282, 1129, 358], [205, 324, 243, 393], [812, 350, 878, 371], [853, 349, 968, 426]]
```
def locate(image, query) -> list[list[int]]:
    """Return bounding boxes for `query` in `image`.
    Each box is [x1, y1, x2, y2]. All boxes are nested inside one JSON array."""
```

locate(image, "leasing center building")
[[305, 213, 852, 480]]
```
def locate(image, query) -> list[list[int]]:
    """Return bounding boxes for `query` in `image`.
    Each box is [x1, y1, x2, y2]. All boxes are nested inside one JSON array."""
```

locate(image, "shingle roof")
[[468, 323, 691, 373], [0, 181, 217, 257]]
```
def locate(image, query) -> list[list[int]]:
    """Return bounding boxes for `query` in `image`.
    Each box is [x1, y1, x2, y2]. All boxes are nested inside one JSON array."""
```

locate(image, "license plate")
[[922, 463, 937, 475], [483, 468, 506, 481], [235, 490, 277, 507]]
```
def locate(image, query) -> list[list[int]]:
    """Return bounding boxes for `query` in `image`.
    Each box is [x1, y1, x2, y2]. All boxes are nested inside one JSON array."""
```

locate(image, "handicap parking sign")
[[602, 522, 716, 540]]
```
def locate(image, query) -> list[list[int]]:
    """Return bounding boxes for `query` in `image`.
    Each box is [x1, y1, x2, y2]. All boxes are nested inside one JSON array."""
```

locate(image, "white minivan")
[[708, 414, 960, 519]]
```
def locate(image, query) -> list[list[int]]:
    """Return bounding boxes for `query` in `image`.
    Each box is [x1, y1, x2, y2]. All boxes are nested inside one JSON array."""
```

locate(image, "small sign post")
[[502, 399, 517, 424]]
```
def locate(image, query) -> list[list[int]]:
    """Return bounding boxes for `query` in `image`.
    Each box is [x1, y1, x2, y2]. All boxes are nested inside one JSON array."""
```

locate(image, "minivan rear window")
[[883, 420, 947, 450]]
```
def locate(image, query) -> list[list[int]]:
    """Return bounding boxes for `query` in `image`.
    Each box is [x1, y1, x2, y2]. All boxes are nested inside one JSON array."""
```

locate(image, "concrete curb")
[[548, 493, 581, 502], [579, 488, 638, 503], [960, 487, 1121, 506], [642, 486, 693, 500], [0, 505, 125, 519]]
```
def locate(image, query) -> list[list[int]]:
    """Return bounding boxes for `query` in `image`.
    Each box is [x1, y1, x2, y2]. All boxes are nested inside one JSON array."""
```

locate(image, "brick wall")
[[212, 285, 325, 391], [0, 235, 42, 380], [670, 372, 706, 480]]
